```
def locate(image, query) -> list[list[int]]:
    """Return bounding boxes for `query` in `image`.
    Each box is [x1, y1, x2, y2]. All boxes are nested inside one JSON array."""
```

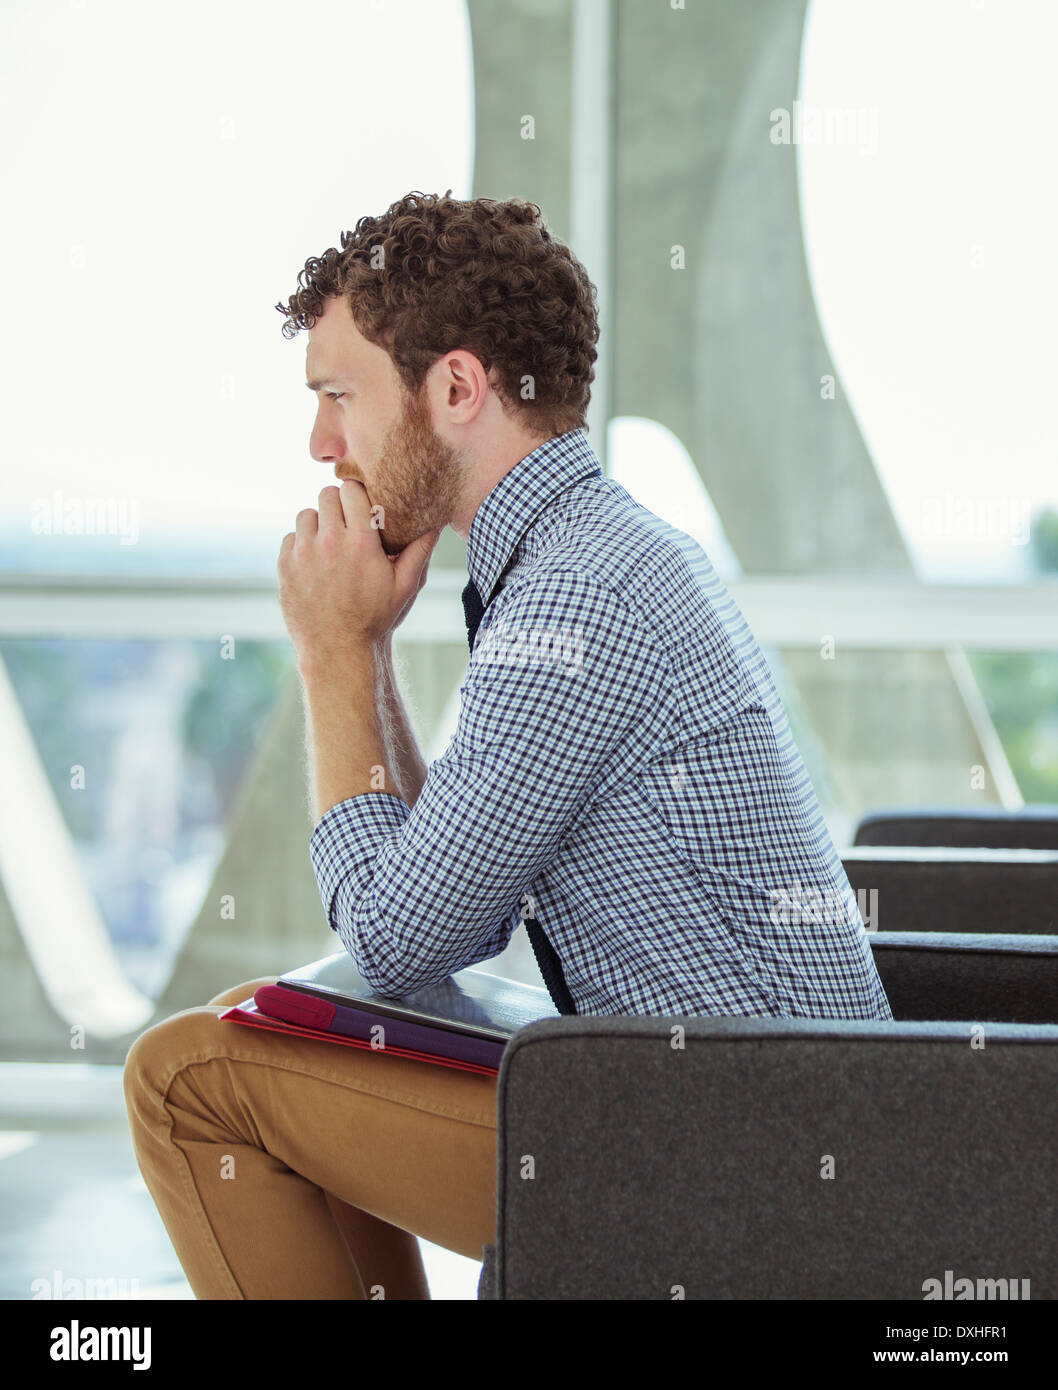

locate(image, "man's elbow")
[[338, 929, 457, 1000], [357, 960, 459, 999]]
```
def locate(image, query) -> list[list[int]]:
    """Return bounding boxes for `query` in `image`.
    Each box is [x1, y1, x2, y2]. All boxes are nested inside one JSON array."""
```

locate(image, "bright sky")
[[2, 0, 1054, 580]]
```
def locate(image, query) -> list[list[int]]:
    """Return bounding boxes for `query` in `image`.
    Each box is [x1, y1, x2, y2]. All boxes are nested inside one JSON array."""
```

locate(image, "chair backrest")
[[869, 932, 1058, 1024], [483, 1017, 1058, 1299], [842, 846, 1058, 934], [854, 805, 1058, 851]]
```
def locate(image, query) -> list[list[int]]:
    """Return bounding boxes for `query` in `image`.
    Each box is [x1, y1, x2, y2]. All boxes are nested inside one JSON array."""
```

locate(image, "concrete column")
[[610, 0, 1014, 822]]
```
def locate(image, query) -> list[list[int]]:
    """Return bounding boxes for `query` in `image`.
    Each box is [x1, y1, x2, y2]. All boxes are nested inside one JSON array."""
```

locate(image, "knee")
[[122, 1006, 228, 1119], [122, 977, 276, 1114]]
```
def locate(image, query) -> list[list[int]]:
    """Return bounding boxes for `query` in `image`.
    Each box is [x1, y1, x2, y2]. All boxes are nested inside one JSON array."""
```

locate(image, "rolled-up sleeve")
[[308, 569, 667, 996]]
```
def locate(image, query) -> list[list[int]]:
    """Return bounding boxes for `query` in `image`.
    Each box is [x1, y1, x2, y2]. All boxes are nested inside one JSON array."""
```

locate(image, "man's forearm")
[[300, 646, 400, 822], [377, 638, 430, 807]]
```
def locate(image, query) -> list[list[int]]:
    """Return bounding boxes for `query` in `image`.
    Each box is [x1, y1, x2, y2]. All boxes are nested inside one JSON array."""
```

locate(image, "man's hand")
[[277, 481, 441, 670]]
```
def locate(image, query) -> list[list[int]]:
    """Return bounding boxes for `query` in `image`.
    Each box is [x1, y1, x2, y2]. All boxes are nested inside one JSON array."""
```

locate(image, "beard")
[[368, 384, 467, 556]]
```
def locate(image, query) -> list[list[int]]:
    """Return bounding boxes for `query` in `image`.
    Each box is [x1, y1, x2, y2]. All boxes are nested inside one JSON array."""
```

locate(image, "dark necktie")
[[461, 578, 578, 1015]]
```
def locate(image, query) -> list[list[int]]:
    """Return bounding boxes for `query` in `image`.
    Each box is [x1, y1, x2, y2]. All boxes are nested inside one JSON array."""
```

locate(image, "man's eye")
[[326, 392, 345, 403]]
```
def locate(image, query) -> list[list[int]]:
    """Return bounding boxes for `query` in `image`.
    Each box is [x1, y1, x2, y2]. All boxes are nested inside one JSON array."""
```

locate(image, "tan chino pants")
[[122, 975, 499, 1299]]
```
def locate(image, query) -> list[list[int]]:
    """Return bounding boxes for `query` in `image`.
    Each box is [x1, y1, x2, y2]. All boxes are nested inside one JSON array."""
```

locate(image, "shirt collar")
[[464, 427, 603, 605]]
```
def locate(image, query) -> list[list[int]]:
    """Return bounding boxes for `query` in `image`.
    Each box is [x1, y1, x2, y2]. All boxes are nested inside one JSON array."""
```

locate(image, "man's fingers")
[[417, 526, 443, 589], [338, 478, 373, 531], [393, 525, 443, 593], [294, 507, 318, 541], [278, 531, 295, 561], [317, 485, 345, 531]]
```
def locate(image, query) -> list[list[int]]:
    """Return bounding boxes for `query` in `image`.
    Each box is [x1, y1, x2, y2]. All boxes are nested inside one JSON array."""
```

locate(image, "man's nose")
[[309, 416, 345, 466]]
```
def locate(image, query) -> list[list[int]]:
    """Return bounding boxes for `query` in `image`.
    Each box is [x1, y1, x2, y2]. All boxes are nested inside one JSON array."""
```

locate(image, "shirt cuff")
[[309, 792, 410, 929]]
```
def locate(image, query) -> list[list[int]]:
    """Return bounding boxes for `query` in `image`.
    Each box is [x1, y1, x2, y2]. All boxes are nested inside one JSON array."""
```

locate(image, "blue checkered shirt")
[[309, 427, 893, 1020]]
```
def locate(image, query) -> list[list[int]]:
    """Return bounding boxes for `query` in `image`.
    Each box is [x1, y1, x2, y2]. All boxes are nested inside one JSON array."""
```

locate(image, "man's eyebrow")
[[305, 376, 354, 391]]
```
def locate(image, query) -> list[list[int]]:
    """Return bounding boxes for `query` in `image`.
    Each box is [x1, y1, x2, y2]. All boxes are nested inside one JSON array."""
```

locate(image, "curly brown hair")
[[274, 190, 599, 439]]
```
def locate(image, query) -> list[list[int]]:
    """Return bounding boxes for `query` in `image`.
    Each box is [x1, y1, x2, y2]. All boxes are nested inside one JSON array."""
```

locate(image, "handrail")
[[0, 571, 1054, 648]]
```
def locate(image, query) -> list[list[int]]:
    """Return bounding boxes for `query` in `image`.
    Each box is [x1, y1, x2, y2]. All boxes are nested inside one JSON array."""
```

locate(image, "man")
[[123, 190, 892, 1301]]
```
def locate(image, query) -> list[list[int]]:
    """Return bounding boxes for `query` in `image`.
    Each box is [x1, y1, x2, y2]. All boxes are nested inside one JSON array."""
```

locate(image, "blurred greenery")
[[2, 638, 293, 845], [968, 651, 1058, 803], [1030, 505, 1058, 574], [181, 640, 292, 821], [1, 637, 294, 950]]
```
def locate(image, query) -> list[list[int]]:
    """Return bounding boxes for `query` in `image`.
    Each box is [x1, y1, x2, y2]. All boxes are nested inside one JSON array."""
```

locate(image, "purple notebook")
[[254, 983, 508, 1069]]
